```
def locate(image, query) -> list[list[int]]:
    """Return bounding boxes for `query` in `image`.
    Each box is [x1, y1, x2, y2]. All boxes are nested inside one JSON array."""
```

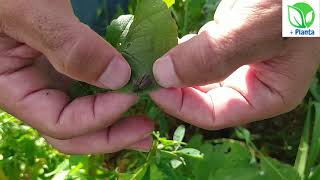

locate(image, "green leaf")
[[173, 125, 186, 143], [260, 157, 300, 180], [187, 134, 203, 148], [141, 165, 151, 180], [235, 127, 251, 143], [152, 159, 189, 180], [170, 159, 183, 169], [52, 171, 69, 180], [119, 0, 178, 95], [72, 0, 178, 97], [149, 163, 168, 179], [45, 159, 70, 177], [130, 164, 149, 180], [106, 15, 134, 48], [176, 148, 203, 158], [305, 11, 314, 25], [183, 139, 300, 180], [69, 155, 89, 167]]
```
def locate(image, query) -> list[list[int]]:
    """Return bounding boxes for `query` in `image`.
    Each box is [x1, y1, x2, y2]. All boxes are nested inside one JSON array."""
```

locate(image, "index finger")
[[0, 56, 137, 140]]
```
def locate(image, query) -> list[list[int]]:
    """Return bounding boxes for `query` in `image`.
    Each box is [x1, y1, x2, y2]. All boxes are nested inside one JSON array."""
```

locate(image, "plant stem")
[[294, 101, 313, 180], [182, 0, 189, 35]]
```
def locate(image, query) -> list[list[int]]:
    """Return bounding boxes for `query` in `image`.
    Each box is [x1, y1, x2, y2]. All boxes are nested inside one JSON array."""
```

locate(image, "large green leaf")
[[106, 15, 134, 49], [118, 0, 178, 94], [71, 0, 178, 97], [185, 138, 300, 180], [261, 157, 300, 180]]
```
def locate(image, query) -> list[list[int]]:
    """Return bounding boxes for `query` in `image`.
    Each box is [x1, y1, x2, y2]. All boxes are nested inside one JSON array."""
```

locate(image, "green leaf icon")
[[288, 2, 315, 28], [288, 5, 305, 28], [305, 11, 315, 26]]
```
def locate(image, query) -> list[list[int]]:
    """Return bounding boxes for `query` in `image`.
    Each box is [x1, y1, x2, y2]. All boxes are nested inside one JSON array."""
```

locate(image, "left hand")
[[0, 0, 154, 154], [150, 0, 320, 130]]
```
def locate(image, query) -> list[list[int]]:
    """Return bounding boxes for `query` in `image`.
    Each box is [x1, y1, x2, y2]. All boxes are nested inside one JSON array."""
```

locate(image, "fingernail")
[[153, 56, 181, 88], [99, 57, 131, 90]]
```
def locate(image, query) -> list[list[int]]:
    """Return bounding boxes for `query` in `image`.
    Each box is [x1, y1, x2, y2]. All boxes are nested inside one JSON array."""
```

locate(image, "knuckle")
[[193, 32, 216, 74], [57, 28, 111, 82], [195, 32, 231, 81], [200, 31, 216, 55], [62, 36, 95, 77]]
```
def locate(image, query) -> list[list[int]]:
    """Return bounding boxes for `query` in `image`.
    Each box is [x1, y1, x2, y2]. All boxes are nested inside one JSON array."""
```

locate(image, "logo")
[[283, 0, 319, 37], [288, 2, 315, 28]]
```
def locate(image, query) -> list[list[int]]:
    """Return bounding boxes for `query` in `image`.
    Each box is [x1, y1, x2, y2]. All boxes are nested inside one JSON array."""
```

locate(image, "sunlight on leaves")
[[163, 0, 175, 7]]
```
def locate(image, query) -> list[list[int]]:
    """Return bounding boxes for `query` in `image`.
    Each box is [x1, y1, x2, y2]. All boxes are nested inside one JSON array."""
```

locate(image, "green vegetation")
[[0, 0, 320, 179], [109, 0, 177, 94]]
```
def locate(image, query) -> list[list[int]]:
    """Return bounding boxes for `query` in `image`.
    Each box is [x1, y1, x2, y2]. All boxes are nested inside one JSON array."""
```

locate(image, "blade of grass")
[[294, 101, 313, 179], [308, 164, 320, 180], [306, 103, 320, 176], [310, 79, 320, 102]]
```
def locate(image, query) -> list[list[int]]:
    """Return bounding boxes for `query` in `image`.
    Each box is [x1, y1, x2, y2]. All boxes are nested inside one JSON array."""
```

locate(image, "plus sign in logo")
[[283, 0, 319, 37]]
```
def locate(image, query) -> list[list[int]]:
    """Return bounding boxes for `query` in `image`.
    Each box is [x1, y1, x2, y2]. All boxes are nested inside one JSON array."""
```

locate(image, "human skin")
[[0, 0, 154, 154], [152, 0, 320, 130]]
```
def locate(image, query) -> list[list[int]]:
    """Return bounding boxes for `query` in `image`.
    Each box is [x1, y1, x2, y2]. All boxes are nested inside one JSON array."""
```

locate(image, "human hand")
[[151, 0, 320, 130], [0, 0, 154, 154]]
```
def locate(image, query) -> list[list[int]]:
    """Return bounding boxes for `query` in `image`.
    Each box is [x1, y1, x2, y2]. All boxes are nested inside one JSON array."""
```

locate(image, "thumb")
[[1, 0, 130, 90], [153, 10, 283, 88]]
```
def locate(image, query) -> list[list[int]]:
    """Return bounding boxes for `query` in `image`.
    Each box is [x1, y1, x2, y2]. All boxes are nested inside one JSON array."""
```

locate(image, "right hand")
[[0, 0, 154, 154], [151, 0, 319, 130]]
